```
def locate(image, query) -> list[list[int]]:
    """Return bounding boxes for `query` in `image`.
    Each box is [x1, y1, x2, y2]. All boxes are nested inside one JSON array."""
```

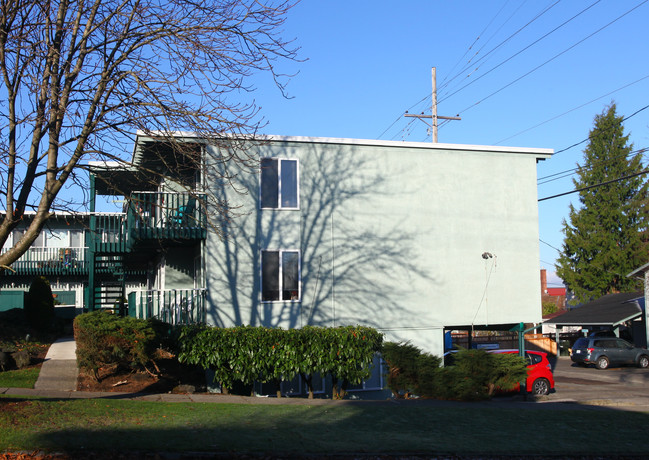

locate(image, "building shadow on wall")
[[206, 142, 435, 332]]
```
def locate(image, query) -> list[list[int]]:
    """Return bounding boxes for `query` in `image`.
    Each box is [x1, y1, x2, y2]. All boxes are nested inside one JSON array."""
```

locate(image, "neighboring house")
[[542, 263, 649, 347], [3, 133, 552, 364], [539, 268, 570, 335], [0, 213, 89, 315], [627, 262, 649, 347], [544, 292, 645, 347]]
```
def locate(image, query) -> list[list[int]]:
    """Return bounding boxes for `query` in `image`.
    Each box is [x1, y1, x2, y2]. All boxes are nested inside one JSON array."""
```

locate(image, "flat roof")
[[134, 130, 554, 158]]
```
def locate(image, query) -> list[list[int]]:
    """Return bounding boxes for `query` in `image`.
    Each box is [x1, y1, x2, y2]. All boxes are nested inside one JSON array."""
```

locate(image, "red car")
[[490, 349, 555, 396]]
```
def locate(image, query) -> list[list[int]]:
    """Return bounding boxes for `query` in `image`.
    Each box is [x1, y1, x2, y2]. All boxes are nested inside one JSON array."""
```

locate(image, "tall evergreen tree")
[[556, 104, 648, 303]]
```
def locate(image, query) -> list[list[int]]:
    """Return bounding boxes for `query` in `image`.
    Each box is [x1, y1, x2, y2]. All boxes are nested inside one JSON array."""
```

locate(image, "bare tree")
[[0, 0, 298, 269]]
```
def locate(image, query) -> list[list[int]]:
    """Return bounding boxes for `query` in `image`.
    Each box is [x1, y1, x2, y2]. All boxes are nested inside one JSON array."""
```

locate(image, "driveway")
[[540, 356, 649, 410]]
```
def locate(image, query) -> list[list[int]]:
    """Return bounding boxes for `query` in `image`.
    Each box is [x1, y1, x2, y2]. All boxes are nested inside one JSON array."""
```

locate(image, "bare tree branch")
[[0, 0, 300, 268]]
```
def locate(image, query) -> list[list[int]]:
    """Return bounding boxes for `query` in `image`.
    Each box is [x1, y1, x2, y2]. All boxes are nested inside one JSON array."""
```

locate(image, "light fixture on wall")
[[482, 252, 494, 259]]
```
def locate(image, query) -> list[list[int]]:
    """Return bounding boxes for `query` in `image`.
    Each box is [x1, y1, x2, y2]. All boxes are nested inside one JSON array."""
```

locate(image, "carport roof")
[[544, 291, 644, 327]]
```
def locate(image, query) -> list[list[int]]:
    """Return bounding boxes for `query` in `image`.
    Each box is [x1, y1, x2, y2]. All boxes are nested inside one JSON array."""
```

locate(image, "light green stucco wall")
[[204, 137, 550, 357]]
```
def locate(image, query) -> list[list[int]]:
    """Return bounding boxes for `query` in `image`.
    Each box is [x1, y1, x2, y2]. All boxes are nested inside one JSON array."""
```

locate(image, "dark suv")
[[570, 337, 649, 369]]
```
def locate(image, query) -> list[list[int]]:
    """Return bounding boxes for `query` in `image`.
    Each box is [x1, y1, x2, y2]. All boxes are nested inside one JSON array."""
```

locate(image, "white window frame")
[[259, 158, 299, 210], [260, 249, 301, 303]]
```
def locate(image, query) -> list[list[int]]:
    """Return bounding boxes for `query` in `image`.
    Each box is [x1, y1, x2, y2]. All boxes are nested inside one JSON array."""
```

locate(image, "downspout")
[[331, 212, 335, 327]]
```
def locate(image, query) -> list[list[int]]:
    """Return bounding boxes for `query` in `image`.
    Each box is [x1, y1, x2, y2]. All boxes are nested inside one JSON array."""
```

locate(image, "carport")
[[544, 291, 646, 348]]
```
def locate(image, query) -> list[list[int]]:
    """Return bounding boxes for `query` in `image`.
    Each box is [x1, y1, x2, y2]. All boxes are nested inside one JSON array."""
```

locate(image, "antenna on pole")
[[405, 67, 461, 142]]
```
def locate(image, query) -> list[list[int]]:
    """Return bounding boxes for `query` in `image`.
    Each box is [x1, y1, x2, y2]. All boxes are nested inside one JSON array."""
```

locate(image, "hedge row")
[[382, 342, 528, 400], [177, 324, 383, 398], [74, 311, 164, 381]]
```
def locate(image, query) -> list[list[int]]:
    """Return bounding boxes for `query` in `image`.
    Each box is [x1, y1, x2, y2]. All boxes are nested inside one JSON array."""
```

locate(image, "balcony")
[[89, 192, 207, 254], [4, 247, 88, 276], [127, 288, 207, 325], [127, 192, 207, 242]]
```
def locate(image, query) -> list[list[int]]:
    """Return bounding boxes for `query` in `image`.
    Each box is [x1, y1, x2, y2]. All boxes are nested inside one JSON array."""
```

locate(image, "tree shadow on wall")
[[206, 142, 436, 332]]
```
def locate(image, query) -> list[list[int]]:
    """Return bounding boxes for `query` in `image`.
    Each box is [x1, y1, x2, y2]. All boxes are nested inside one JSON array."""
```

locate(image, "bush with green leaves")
[[447, 349, 527, 400], [381, 341, 443, 398], [24, 276, 55, 332], [177, 324, 382, 398], [381, 343, 528, 401], [381, 341, 423, 397], [73, 311, 160, 381]]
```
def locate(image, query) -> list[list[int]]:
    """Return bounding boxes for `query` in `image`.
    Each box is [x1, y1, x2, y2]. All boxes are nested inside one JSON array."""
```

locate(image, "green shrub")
[[73, 311, 159, 381], [381, 341, 423, 397], [324, 326, 383, 399], [24, 276, 55, 332], [438, 349, 528, 400], [412, 352, 443, 397], [380, 345, 528, 401], [177, 325, 382, 398], [381, 341, 443, 398]]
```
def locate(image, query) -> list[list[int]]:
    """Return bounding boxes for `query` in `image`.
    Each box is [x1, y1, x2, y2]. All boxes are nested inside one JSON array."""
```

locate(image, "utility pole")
[[405, 67, 461, 142]]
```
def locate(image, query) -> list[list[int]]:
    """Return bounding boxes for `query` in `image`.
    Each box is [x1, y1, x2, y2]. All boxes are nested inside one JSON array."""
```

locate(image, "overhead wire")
[[377, 0, 602, 141], [411, 1, 557, 118], [453, 0, 647, 115], [440, 0, 564, 100], [496, 73, 649, 146], [540, 239, 562, 253], [538, 147, 649, 185], [377, 94, 434, 140], [553, 103, 649, 155], [440, 0, 516, 91], [377, 1, 648, 145], [538, 168, 649, 202]]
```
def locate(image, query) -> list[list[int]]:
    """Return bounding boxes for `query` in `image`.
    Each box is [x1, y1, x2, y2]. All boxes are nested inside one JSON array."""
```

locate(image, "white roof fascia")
[[134, 130, 554, 159], [627, 262, 649, 278], [613, 311, 644, 327]]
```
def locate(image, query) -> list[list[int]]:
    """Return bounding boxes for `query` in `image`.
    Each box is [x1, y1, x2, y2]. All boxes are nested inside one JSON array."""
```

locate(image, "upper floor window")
[[260, 158, 298, 209], [261, 249, 300, 302]]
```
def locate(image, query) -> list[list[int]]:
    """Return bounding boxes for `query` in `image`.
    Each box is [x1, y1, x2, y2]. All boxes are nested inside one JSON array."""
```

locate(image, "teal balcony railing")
[[4, 246, 88, 275], [90, 193, 207, 252], [126, 192, 207, 241], [91, 213, 128, 252], [127, 288, 207, 325]]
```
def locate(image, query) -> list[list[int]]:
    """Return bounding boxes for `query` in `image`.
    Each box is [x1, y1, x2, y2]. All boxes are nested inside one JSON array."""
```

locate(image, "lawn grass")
[[0, 367, 40, 388], [1, 396, 648, 456]]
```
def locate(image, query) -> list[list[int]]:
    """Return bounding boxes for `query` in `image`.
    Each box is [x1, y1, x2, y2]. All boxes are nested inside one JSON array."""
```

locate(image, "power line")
[[377, 95, 434, 140], [538, 147, 648, 185], [376, 114, 405, 140], [496, 73, 649, 146], [440, 0, 588, 104], [455, 0, 649, 115], [421, 1, 563, 113], [538, 168, 649, 202], [540, 239, 562, 253], [554, 104, 649, 155], [441, 0, 511, 87], [440, 0, 534, 95]]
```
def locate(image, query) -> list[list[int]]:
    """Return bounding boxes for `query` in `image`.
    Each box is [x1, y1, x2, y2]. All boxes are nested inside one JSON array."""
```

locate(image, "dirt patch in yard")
[[76, 354, 207, 394]]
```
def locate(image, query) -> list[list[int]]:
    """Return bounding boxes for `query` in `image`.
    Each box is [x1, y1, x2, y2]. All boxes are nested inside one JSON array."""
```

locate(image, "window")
[[46, 229, 69, 248], [70, 230, 83, 248], [260, 158, 298, 209], [261, 250, 300, 301]]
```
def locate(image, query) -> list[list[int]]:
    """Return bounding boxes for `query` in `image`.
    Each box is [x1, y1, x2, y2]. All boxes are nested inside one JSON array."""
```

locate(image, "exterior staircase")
[[91, 254, 127, 313]]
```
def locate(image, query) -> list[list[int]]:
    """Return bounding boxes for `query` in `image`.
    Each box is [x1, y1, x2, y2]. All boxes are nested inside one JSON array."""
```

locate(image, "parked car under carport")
[[570, 337, 649, 369]]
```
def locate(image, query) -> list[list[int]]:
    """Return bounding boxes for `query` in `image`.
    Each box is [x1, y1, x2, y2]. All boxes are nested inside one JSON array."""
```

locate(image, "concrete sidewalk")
[[33, 336, 78, 391]]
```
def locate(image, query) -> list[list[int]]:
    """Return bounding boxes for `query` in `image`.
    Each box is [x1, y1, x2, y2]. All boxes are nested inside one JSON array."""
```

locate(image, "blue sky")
[[247, 0, 649, 288]]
